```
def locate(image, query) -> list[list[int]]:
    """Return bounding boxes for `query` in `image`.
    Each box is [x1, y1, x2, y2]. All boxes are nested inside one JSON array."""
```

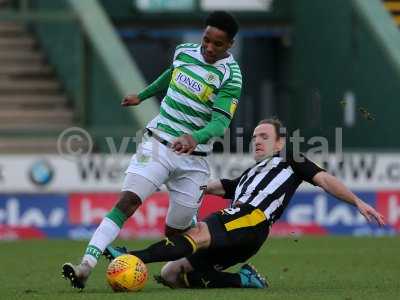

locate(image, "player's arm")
[[192, 78, 241, 144], [206, 176, 242, 200], [206, 180, 225, 196], [121, 67, 173, 106], [312, 172, 385, 226], [291, 153, 385, 226]]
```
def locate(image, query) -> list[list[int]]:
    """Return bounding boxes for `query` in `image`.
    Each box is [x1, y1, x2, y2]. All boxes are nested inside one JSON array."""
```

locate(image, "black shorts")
[[187, 204, 269, 271]]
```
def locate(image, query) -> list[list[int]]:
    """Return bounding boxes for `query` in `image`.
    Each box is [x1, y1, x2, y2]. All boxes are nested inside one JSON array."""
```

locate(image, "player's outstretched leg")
[[61, 191, 141, 289], [103, 245, 128, 261], [104, 222, 209, 265], [178, 268, 242, 288], [238, 264, 268, 288], [129, 234, 198, 263], [165, 264, 268, 289], [103, 214, 199, 262], [153, 257, 268, 289]]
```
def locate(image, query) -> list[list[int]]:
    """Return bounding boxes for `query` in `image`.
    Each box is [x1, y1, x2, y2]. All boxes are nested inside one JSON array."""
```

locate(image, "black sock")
[[128, 234, 196, 264], [184, 269, 242, 288]]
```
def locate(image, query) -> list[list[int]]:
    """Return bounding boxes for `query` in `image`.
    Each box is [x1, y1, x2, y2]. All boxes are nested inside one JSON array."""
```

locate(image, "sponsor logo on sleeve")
[[230, 99, 238, 116]]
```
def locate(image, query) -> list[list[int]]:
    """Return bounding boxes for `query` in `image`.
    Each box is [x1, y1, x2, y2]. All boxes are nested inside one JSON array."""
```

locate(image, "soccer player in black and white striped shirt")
[[104, 118, 385, 289]]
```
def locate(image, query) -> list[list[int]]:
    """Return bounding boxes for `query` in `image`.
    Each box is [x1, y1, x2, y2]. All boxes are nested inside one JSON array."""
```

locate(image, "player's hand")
[[171, 134, 198, 155], [121, 94, 141, 106], [356, 200, 385, 226]]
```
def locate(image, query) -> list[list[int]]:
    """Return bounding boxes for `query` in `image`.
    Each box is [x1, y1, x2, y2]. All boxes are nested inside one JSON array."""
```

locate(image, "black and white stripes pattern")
[[233, 157, 300, 224]]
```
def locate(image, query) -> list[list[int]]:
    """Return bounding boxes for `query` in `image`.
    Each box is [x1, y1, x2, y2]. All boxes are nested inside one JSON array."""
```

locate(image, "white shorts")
[[122, 136, 210, 229]]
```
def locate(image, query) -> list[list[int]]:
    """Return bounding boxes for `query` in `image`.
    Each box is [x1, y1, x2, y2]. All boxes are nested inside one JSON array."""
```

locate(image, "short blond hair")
[[257, 118, 286, 140]]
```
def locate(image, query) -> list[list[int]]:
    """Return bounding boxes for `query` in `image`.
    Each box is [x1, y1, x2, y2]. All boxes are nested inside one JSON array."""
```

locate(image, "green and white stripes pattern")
[[153, 43, 242, 150], [227, 63, 242, 89]]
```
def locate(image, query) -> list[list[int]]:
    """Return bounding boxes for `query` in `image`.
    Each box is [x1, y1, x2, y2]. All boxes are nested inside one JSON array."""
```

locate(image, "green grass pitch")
[[1, 237, 399, 300]]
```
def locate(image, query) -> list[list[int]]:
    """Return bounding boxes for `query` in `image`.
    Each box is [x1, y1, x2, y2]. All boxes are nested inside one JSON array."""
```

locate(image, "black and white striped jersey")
[[220, 152, 324, 225]]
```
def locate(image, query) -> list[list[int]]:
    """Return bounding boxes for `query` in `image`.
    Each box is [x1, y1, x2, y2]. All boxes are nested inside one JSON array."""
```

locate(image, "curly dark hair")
[[205, 11, 239, 40]]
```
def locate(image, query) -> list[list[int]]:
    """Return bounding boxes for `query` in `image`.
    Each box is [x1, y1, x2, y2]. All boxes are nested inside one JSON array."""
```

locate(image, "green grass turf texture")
[[0, 237, 399, 300]]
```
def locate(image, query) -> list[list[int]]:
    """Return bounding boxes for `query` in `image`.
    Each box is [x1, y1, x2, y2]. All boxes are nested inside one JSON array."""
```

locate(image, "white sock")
[[82, 217, 120, 268]]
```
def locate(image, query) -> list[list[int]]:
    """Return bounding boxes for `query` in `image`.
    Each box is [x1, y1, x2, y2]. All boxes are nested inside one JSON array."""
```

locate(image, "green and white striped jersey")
[[148, 43, 242, 152]]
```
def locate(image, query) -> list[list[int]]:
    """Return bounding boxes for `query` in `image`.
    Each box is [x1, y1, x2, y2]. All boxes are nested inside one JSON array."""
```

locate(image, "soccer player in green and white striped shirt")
[[62, 11, 242, 290], [124, 23, 242, 154]]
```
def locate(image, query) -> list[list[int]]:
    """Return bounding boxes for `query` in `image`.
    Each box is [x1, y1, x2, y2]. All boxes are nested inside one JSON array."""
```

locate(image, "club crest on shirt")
[[205, 72, 217, 84]]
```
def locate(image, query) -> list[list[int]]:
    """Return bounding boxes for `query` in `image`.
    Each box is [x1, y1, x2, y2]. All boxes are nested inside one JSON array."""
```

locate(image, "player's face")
[[201, 26, 233, 64], [252, 124, 285, 162]]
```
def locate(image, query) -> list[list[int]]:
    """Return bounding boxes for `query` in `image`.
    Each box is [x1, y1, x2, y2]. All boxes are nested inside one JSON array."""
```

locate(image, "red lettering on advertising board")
[[0, 225, 45, 240], [69, 193, 229, 238], [376, 191, 400, 230], [270, 222, 328, 236], [198, 195, 229, 220], [69, 192, 168, 238]]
